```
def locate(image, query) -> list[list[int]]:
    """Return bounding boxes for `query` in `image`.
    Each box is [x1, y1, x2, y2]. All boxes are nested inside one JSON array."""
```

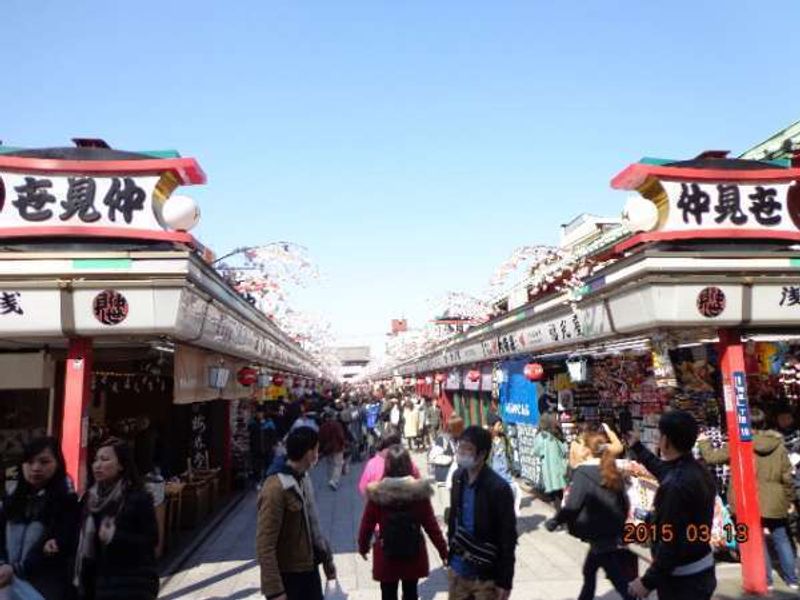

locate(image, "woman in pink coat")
[[359, 433, 420, 496]]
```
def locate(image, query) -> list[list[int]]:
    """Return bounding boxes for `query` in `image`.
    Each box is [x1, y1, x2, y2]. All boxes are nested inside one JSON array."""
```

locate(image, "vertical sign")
[[733, 371, 753, 441]]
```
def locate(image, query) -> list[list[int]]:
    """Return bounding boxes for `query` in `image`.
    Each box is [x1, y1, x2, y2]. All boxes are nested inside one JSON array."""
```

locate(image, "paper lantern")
[[567, 357, 589, 383], [622, 196, 659, 233], [162, 195, 200, 231], [208, 365, 230, 389], [467, 369, 481, 383], [237, 367, 258, 386], [523, 362, 544, 381], [272, 374, 285, 386]]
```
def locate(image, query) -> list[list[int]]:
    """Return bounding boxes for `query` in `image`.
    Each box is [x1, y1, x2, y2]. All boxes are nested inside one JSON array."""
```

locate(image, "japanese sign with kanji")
[[660, 180, 796, 234], [0, 172, 162, 231], [732, 371, 753, 442]]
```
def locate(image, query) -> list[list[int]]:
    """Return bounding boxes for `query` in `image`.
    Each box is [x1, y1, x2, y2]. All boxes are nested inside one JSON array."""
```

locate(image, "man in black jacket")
[[448, 426, 517, 600], [626, 410, 717, 599]]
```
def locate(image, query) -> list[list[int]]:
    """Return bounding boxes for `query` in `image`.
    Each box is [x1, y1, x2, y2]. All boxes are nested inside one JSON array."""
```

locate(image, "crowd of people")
[[253, 389, 777, 600], [10, 387, 800, 600]]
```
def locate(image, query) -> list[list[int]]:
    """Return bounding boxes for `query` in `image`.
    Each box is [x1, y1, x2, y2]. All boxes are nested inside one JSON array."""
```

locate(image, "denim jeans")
[[764, 518, 798, 585]]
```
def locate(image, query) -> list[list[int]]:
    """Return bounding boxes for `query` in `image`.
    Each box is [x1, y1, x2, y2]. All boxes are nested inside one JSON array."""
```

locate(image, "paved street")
[[157, 453, 781, 600], [159, 451, 632, 600]]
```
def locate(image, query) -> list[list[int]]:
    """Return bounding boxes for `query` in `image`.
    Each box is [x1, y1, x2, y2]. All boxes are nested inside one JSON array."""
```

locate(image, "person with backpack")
[[358, 445, 447, 600], [358, 433, 421, 498], [545, 431, 636, 600]]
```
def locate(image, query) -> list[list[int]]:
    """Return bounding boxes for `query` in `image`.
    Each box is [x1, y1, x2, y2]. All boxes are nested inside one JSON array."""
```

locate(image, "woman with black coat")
[[545, 431, 636, 600], [0, 437, 79, 600], [75, 438, 158, 600]]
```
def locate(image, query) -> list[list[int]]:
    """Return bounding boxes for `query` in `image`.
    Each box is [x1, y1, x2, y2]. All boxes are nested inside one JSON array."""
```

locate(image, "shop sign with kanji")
[[732, 371, 753, 442], [660, 180, 797, 234], [0, 172, 163, 231]]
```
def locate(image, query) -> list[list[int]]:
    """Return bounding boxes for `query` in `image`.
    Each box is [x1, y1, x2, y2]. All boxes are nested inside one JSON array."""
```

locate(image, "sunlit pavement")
[[157, 452, 769, 600]]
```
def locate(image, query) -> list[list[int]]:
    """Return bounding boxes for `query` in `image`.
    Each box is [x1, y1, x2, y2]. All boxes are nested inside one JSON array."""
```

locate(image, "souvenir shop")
[[383, 153, 800, 593], [0, 143, 327, 558]]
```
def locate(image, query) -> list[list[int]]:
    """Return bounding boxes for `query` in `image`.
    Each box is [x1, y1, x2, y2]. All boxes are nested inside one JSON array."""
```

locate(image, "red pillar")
[[62, 338, 93, 494], [718, 329, 767, 595]]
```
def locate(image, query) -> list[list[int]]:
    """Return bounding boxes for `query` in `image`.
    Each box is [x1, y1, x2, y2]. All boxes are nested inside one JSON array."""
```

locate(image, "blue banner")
[[499, 359, 540, 426]]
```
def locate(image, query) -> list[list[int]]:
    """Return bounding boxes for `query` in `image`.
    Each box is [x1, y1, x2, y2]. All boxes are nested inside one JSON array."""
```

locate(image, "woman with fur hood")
[[358, 445, 448, 600]]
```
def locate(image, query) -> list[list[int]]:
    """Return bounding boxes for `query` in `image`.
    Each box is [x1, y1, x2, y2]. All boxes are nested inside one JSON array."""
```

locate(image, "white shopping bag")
[[323, 580, 349, 600]]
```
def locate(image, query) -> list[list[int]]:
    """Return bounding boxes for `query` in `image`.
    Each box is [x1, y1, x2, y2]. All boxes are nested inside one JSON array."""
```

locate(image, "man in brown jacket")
[[698, 408, 798, 590], [256, 426, 336, 600]]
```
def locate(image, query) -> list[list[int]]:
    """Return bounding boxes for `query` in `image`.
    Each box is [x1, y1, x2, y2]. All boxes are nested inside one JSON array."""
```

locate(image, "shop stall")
[[376, 153, 800, 594], [0, 143, 331, 557]]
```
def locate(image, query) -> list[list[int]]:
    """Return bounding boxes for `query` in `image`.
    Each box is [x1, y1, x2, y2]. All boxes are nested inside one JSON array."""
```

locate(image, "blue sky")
[[2, 1, 798, 355]]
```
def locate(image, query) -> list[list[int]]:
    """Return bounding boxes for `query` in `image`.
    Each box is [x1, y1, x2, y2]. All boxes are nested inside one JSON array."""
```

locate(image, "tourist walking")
[[448, 426, 517, 600], [256, 427, 336, 600], [358, 445, 448, 600], [545, 431, 636, 600], [318, 410, 346, 491], [488, 415, 522, 516], [358, 433, 421, 497], [423, 398, 441, 450], [75, 437, 159, 600], [626, 411, 716, 600], [403, 401, 420, 450], [389, 399, 402, 434], [698, 407, 797, 591], [533, 413, 568, 510], [0, 437, 79, 600]]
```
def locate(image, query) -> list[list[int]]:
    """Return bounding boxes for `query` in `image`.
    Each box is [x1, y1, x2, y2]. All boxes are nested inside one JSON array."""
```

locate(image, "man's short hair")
[[459, 425, 492, 459], [750, 407, 766, 429], [286, 426, 319, 461], [658, 410, 699, 453]]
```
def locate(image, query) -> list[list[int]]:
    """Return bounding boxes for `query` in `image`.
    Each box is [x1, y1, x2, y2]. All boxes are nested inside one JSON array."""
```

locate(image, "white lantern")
[[208, 365, 230, 389], [163, 195, 201, 232], [622, 196, 659, 233], [566, 357, 589, 383]]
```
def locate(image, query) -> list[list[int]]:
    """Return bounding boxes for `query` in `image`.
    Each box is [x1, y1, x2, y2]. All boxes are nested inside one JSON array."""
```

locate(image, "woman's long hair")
[[539, 413, 565, 442], [383, 444, 413, 478], [585, 431, 624, 492], [4, 436, 71, 522], [90, 437, 144, 490]]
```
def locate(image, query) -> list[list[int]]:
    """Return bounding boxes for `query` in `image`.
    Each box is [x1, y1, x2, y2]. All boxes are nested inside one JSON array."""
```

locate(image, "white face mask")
[[456, 453, 477, 470]]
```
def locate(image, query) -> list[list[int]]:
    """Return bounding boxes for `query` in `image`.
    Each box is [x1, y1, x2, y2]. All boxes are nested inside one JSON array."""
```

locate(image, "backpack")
[[381, 508, 422, 559]]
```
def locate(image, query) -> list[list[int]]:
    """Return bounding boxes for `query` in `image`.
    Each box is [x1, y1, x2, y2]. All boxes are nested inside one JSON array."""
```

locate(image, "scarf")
[[73, 479, 126, 586]]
